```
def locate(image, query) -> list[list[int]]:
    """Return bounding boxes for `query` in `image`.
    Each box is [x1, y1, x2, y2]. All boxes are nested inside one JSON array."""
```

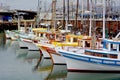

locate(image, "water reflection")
[[46, 65, 67, 80], [16, 48, 28, 59], [67, 72, 120, 80], [32, 53, 53, 80], [0, 32, 6, 46], [16, 49, 40, 60]]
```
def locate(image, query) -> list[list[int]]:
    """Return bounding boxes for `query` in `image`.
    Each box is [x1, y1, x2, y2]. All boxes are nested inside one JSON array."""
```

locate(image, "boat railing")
[[115, 32, 120, 39]]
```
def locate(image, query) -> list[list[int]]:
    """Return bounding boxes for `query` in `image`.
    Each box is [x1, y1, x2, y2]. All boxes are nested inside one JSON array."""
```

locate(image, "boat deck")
[[61, 46, 87, 54]]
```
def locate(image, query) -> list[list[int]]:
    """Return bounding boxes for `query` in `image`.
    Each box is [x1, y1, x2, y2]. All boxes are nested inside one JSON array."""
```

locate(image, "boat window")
[[73, 38, 77, 42], [119, 44, 120, 51], [68, 38, 70, 42], [40, 33, 43, 37], [85, 41, 90, 47], [103, 54, 107, 57], [94, 53, 102, 57], [112, 44, 117, 51], [109, 54, 117, 59], [105, 43, 108, 49], [56, 35, 59, 39], [85, 52, 91, 55]]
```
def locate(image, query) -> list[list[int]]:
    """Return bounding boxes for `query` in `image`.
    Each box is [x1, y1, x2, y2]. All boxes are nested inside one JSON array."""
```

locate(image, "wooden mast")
[[17, 11, 20, 30], [74, 0, 79, 34], [103, 0, 106, 38], [37, 0, 41, 28], [67, 0, 69, 23], [90, 0, 96, 49], [89, 0, 92, 36], [63, 0, 66, 30], [51, 0, 56, 30], [87, 0, 89, 11], [81, 0, 84, 34]]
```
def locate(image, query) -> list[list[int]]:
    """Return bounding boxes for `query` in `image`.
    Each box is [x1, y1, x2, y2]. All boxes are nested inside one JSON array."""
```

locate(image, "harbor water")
[[1, 35, 120, 80]]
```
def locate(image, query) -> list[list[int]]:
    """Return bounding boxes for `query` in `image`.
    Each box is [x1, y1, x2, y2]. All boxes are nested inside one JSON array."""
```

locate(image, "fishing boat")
[[41, 44, 66, 65], [34, 30, 73, 65], [55, 0, 120, 72], [5, 30, 18, 40], [54, 34, 93, 71], [56, 37, 120, 72]]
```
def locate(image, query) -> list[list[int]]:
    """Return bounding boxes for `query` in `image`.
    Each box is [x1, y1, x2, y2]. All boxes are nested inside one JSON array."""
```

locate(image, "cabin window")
[[109, 54, 117, 59], [73, 38, 77, 42], [94, 53, 103, 57], [112, 44, 117, 51], [103, 41, 107, 49], [111, 44, 113, 49], [119, 44, 120, 51], [85, 41, 90, 47], [40, 33, 43, 37], [56, 35, 59, 39], [68, 38, 70, 42], [103, 54, 108, 57], [85, 52, 92, 55]]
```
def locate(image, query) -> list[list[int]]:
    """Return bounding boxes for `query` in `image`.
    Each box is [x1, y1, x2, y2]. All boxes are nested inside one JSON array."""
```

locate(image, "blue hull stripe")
[[59, 51, 120, 66]]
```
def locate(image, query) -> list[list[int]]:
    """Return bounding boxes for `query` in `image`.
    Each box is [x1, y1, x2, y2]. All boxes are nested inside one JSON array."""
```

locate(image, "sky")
[[0, 0, 51, 11], [0, 0, 119, 11]]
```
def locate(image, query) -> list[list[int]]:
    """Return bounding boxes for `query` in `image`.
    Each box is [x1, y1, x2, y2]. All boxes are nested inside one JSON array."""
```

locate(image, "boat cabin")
[[85, 39, 120, 59], [52, 34, 92, 48], [102, 39, 120, 52], [33, 28, 67, 43]]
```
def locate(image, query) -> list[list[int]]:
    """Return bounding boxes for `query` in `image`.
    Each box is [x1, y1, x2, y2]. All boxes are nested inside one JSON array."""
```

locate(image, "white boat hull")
[[65, 57, 120, 72], [58, 50, 120, 72]]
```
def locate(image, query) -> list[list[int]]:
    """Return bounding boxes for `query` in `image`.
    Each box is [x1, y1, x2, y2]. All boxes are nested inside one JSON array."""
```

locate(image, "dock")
[[51, 54, 66, 65], [19, 41, 39, 51]]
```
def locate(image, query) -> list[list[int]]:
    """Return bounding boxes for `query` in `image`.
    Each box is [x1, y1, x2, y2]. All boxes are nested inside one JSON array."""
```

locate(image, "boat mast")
[[51, 0, 56, 30], [81, 0, 84, 34], [67, 0, 69, 23], [75, 0, 79, 34], [87, 0, 89, 11], [107, 0, 111, 19], [17, 12, 20, 30], [89, 0, 92, 36], [37, 0, 42, 28], [90, 0, 96, 49], [71, 1, 74, 19], [63, 0, 66, 30], [103, 0, 106, 38], [65, 0, 70, 31]]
